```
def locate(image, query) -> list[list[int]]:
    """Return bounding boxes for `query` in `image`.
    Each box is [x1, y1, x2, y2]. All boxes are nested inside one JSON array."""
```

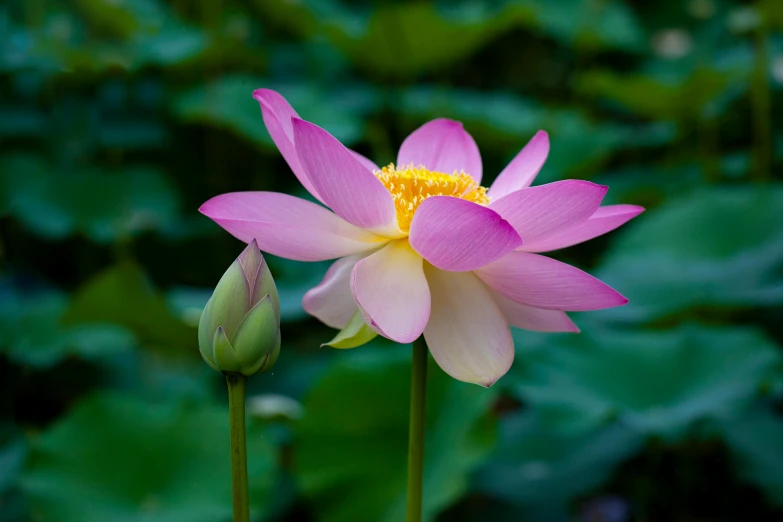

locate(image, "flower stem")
[[226, 374, 250, 522], [407, 337, 428, 522]]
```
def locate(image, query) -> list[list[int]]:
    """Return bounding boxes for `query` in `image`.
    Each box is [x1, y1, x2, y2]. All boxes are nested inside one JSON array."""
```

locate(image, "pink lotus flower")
[[200, 89, 643, 386]]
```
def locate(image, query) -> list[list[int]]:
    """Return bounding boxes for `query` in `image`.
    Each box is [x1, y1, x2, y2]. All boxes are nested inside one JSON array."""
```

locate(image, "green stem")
[[407, 337, 428, 522], [226, 374, 250, 522]]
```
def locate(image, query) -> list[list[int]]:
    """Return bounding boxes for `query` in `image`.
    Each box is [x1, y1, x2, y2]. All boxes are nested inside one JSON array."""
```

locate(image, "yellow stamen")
[[374, 163, 490, 232]]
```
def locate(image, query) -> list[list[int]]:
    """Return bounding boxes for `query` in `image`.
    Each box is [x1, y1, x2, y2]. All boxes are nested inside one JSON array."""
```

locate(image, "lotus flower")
[[200, 89, 643, 386]]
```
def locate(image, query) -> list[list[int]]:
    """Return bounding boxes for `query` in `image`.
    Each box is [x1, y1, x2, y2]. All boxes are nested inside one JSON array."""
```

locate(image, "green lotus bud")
[[198, 240, 281, 377]]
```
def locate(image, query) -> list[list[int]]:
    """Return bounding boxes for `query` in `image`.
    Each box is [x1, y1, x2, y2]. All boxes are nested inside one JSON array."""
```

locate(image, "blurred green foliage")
[[1, 0, 782, 521]]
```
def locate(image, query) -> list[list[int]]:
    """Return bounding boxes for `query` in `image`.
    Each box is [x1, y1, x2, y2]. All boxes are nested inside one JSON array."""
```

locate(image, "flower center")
[[374, 163, 490, 232]]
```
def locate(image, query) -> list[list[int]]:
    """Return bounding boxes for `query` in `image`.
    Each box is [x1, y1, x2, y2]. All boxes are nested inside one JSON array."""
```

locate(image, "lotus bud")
[[198, 240, 281, 377]]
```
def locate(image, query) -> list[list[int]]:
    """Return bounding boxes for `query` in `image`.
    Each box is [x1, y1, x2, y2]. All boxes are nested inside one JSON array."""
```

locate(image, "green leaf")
[[321, 311, 377, 349], [577, 70, 682, 119], [295, 348, 497, 522], [511, 325, 782, 436], [64, 262, 195, 350], [0, 286, 136, 368], [323, 3, 523, 77], [720, 410, 783, 507], [100, 349, 215, 403], [68, 0, 206, 69], [526, 0, 644, 51], [577, 68, 741, 120], [266, 256, 332, 323], [128, 25, 206, 68], [21, 393, 278, 522], [0, 422, 28, 522], [399, 87, 543, 143], [173, 76, 378, 147], [396, 87, 668, 181], [595, 185, 783, 322], [0, 423, 26, 493], [166, 287, 212, 329], [593, 163, 702, 205], [258, 0, 640, 77], [73, 0, 166, 38], [3, 156, 182, 243], [475, 412, 642, 519]]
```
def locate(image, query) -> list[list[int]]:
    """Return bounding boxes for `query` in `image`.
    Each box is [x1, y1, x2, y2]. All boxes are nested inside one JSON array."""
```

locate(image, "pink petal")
[[293, 119, 402, 237], [476, 252, 628, 311], [423, 266, 514, 387], [351, 241, 430, 343], [303, 253, 367, 329], [409, 196, 522, 272], [519, 204, 645, 253], [351, 150, 381, 173], [492, 292, 580, 332], [488, 130, 549, 199], [199, 192, 386, 262], [489, 180, 608, 247], [253, 89, 321, 201], [397, 119, 483, 183]]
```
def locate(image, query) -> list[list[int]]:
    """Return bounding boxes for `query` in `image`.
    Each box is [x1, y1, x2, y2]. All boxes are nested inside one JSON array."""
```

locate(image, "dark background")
[[1, 0, 783, 521]]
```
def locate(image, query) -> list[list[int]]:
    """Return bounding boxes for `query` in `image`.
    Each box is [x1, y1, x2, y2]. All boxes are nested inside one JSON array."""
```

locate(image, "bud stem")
[[406, 337, 428, 522], [226, 374, 250, 522]]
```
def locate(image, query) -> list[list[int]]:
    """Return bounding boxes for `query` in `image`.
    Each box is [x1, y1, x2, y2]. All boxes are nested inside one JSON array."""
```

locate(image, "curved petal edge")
[[476, 251, 628, 311], [397, 118, 483, 184], [488, 130, 549, 199], [350, 241, 430, 343], [423, 267, 514, 387], [519, 204, 645, 253], [409, 197, 522, 272], [293, 118, 402, 237], [199, 191, 385, 261]]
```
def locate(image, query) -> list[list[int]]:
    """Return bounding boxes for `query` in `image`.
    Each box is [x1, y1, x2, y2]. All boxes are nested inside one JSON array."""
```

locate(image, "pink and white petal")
[[409, 197, 521, 272], [200, 192, 386, 262], [350, 241, 430, 343], [489, 180, 608, 246], [293, 119, 403, 237], [476, 252, 628, 311], [488, 130, 549, 199], [351, 150, 381, 173], [519, 204, 645, 253], [492, 292, 580, 333], [397, 119, 483, 183], [423, 266, 514, 387], [303, 253, 368, 329], [253, 89, 322, 201]]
